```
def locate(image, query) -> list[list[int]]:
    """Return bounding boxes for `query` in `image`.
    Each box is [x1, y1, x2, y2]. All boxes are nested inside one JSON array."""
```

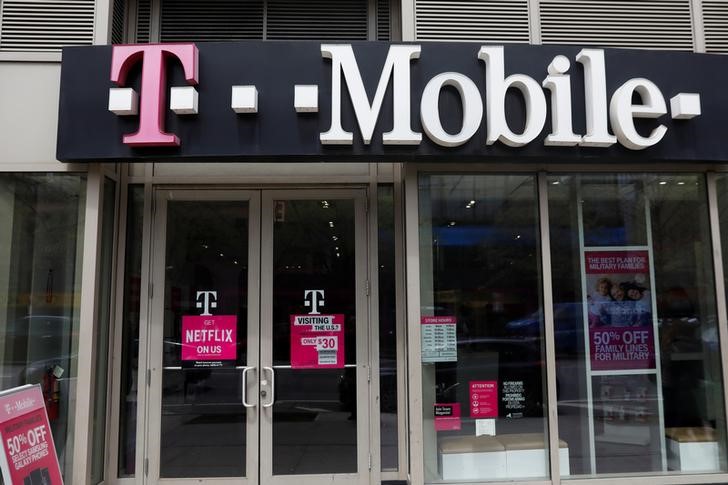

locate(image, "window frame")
[[404, 162, 728, 485]]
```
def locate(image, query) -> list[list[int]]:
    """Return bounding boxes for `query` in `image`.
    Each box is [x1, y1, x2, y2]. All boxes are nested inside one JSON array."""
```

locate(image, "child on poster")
[[588, 278, 651, 328]]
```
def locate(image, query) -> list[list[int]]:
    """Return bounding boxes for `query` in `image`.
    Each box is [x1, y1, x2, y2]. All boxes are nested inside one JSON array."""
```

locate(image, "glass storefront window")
[[91, 177, 117, 483], [418, 174, 549, 482], [379, 184, 399, 471], [118, 185, 143, 477], [0, 173, 86, 479], [549, 174, 727, 477]]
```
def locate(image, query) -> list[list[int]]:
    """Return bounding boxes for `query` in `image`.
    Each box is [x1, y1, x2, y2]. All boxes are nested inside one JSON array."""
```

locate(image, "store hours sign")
[[57, 41, 728, 163]]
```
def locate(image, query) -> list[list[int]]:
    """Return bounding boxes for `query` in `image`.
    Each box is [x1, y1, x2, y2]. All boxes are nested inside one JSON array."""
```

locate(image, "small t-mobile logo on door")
[[304, 290, 325, 315], [196, 290, 217, 316]]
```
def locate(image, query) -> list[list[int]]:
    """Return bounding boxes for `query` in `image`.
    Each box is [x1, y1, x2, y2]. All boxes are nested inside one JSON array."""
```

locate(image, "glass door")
[[146, 190, 261, 485], [145, 188, 370, 485], [259, 190, 370, 485]]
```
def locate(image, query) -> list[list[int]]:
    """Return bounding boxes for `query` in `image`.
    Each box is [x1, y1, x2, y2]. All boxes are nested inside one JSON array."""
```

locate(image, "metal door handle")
[[241, 366, 255, 408], [262, 366, 275, 408]]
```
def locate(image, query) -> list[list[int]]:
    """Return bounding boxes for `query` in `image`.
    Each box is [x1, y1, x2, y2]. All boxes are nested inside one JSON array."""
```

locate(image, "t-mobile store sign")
[[57, 41, 728, 162]]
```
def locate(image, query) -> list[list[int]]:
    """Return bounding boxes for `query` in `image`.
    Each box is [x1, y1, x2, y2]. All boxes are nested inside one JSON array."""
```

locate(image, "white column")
[[71, 164, 105, 484]]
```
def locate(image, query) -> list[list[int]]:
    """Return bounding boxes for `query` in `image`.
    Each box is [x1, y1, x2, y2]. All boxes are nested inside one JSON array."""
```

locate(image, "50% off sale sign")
[[0, 384, 63, 484]]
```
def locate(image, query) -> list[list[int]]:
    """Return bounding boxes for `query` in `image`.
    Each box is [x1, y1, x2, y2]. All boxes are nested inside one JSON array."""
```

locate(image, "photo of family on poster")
[[587, 276, 653, 328]]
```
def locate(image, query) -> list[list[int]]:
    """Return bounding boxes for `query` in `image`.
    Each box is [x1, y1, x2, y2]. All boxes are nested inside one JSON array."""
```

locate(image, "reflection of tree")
[[165, 201, 250, 368], [425, 175, 546, 419], [271, 200, 357, 366]]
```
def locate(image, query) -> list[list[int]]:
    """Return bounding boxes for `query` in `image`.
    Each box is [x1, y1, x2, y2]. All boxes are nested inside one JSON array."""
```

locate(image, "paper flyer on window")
[[469, 380, 498, 418], [290, 314, 345, 368], [584, 250, 656, 371], [421, 316, 457, 363], [0, 385, 64, 485], [181, 315, 238, 368], [434, 403, 461, 431]]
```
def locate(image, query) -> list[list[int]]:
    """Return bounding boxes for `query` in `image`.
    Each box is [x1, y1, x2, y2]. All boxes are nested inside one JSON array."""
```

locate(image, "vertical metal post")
[[643, 196, 667, 471], [400, 0, 416, 40], [404, 164, 424, 485], [538, 172, 561, 484], [71, 163, 105, 484], [691, 0, 707, 53], [106, 165, 130, 480], [369, 164, 382, 485], [528, 0, 542, 44], [393, 162, 409, 478], [576, 176, 597, 474], [135, 163, 155, 481], [707, 172, 728, 471]]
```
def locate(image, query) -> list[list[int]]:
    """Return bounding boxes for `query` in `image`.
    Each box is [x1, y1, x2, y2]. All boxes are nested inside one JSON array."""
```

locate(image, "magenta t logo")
[[110, 43, 199, 147]]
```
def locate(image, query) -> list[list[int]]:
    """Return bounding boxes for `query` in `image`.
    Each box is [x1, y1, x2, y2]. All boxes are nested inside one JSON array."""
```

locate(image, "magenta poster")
[[584, 250, 656, 371], [181, 315, 237, 368], [434, 403, 461, 431], [470, 381, 498, 418], [0, 385, 64, 485], [290, 314, 345, 369], [589, 327, 655, 370]]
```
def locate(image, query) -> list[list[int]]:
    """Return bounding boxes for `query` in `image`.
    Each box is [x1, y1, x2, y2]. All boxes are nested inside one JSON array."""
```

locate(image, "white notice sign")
[[421, 316, 457, 362], [475, 419, 496, 437]]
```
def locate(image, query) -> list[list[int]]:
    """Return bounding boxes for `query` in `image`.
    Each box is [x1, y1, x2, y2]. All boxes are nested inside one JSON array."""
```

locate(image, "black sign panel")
[[57, 41, 728, 162]]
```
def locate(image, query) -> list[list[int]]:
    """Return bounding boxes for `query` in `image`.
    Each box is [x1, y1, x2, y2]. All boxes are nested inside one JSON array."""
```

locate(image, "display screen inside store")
[[419, 173, 727, 482]]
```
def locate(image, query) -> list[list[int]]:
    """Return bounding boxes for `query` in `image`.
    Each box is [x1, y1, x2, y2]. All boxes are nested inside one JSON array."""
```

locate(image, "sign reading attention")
[[57, 42, 728, 163], [470, 380, 498, 418]]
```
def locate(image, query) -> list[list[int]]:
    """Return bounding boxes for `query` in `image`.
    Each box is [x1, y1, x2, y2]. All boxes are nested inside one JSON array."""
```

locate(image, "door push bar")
[[262, 366, 275, 408], [241, 366, 255, 408], [165, 363, 353, 409]]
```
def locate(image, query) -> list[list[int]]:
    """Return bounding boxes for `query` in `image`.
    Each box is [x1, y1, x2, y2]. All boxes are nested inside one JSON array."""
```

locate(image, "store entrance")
[[144, 189, 370, 485]]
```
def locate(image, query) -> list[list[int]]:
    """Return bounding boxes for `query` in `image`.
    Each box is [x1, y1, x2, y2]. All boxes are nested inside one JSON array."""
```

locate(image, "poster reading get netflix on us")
[[584, 250, 656, 371], [0, 385, 63, 484]]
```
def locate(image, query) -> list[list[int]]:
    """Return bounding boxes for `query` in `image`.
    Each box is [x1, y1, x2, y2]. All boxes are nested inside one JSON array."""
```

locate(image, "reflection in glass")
[[379, 185, 399, 471], [271, 199, 358, 475], [0, 173, 86, 479], [160, 200, 250, 478], [418, 174, 549, 482], [91, 178, 116, 483], [549, 174, 726, 477], [118, 185, 143, 477]]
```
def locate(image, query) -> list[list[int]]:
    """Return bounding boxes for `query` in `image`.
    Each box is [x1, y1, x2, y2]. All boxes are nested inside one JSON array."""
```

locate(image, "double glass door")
[[145, 189, 370, 485]]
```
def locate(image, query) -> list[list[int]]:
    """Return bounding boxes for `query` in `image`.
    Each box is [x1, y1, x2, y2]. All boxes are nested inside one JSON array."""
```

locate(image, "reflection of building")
[[3, 2, 728, 484]]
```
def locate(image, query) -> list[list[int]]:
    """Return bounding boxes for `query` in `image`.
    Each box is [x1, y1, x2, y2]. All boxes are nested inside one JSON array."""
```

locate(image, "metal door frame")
[[143, 188, 371, 485], [259, 189, 371, 485], [145, 189, 262, 485]]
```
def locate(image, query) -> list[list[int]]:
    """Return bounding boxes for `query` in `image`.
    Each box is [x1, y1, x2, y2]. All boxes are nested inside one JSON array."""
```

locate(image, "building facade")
[[2, 1, 728, 485]]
